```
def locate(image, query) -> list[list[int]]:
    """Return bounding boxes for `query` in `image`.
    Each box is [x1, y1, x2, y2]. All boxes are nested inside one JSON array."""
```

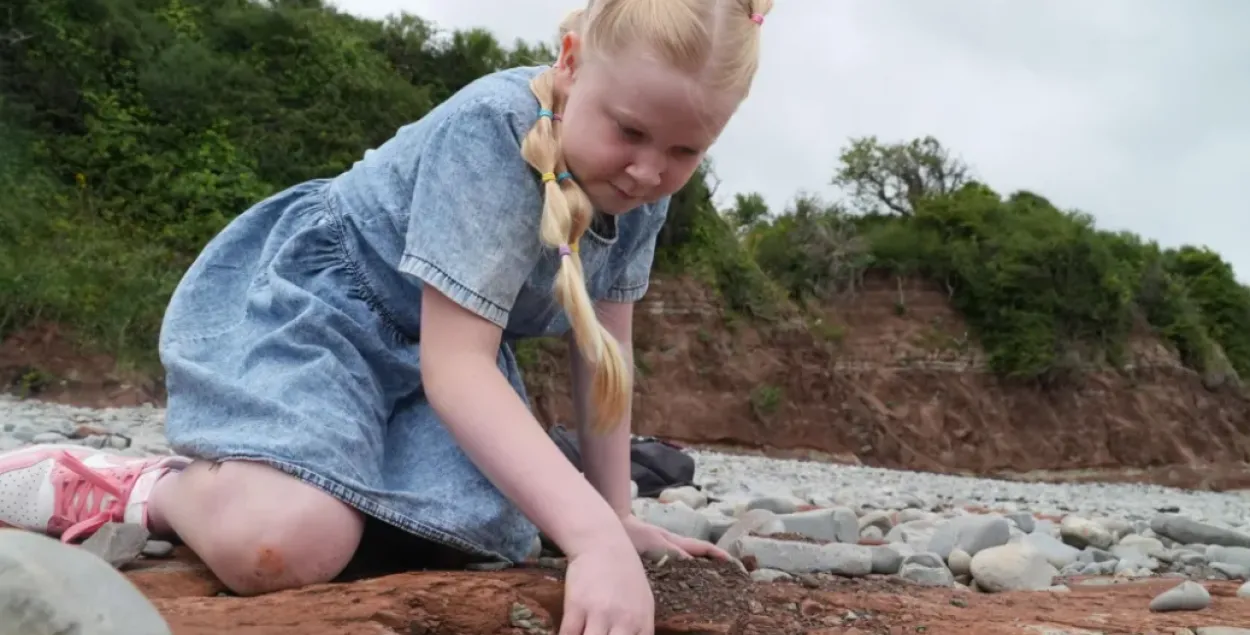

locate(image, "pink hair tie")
[[750, 13, 764, 25]]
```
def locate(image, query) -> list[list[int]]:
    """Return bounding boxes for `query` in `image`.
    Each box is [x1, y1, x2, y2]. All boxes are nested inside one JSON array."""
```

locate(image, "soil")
[[124, 548, 1250, 635]]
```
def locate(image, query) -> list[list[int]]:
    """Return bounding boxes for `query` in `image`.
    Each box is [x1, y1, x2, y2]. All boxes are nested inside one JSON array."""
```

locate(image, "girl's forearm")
[[422, 351, 629, 559], [571, 336, 635, 517]]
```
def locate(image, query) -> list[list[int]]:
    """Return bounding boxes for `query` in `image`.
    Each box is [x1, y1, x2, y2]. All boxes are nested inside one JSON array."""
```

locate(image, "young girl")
[[0, 0, 771, 632]]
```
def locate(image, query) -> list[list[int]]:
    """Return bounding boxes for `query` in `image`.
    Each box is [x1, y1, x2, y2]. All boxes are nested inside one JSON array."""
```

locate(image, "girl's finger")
[[672, 535, 731, 560]]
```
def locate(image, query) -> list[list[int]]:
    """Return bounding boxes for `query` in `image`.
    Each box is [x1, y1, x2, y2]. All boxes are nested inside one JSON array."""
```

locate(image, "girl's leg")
[[0, 444, 364, 596]]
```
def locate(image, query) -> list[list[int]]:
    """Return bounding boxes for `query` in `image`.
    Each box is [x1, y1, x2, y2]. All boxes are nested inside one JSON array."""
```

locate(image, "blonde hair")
[[520, 0, 773, 433]]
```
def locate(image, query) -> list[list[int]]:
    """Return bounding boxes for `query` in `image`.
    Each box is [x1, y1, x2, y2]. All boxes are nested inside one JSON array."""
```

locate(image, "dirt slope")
[[523, 272, 1250, 490]]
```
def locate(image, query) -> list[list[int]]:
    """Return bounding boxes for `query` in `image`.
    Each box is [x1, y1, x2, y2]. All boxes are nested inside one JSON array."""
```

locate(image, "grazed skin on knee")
[[156, 460, 364, 596]]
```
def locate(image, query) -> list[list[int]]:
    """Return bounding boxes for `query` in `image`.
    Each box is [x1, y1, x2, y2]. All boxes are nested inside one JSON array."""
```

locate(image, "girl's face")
[[554, 37, 740, 215]]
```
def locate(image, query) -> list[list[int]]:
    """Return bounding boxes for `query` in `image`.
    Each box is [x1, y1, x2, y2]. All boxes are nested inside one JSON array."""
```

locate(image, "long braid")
[[520, 69, 632, 434]]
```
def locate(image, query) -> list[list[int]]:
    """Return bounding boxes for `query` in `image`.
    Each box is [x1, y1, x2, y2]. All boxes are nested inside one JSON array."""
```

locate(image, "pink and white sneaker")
[[0, 443, 190, 543]]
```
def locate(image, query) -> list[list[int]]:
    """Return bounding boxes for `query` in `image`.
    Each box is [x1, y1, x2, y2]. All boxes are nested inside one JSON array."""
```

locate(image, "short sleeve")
[[603, 196, 670, 304], [398, 97, 544, 329]]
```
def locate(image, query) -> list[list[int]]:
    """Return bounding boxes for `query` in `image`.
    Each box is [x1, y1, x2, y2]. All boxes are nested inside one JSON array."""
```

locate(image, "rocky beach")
[[4, 395, 1250, 634]]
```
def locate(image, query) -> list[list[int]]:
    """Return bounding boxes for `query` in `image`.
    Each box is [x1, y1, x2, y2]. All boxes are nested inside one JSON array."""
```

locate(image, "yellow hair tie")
[[541, 172, 557, 183]]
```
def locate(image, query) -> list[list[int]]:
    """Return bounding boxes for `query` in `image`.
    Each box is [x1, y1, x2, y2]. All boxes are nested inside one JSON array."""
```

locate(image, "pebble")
[[969, 543, 1059, 592], [735, 536, 872, 576], [9, 394, 1250, 615], [0, 395, 172, 456], [0, 528, 171, 634], [80, 522, 150, 569], [1149, 580, 1211, 612], [141, 540, 175, 559]]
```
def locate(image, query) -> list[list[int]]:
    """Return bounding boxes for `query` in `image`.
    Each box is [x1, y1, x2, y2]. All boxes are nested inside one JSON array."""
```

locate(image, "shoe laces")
[[52, 450, 145, 543]]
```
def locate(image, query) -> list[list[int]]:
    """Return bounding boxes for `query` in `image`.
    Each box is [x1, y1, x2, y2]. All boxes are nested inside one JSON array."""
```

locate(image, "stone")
[[141, 541, 175, 559], [777, 507, 858, 543], [1021, 531, 1081, 569], [860, 525, 884, 541], [969, 543, 1059, 593], [658, 486, 707, 509], [869, 544, 908, 575], [1120, 533, 1166, 552], [901, 552, 944, 569], [715, 508, 785, 556], [1006, 512, 1036, 534], [947, 548, 972, 576], [80, 522, 150, 569], [1060, 515, 1114, 550], [703, 515, 737, 544], [1149, 580, 1211, 612], [927, 515, 1011, 559], [898, 563, 955, 587], [734, 536, 872, 577], [750, 568, 793, 583], [632, 499, 712, 542], [885, 518, 940, 552], [745, 496, 806, 515], [0, 528, 170, 634], [858, 510, 895, 534], [1207, 545, 1250, 570], [1151, 515, 1250, 549]]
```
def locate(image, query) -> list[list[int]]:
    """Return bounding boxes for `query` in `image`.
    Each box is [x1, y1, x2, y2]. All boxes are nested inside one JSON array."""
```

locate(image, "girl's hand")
[[621, 514, 732, 561]]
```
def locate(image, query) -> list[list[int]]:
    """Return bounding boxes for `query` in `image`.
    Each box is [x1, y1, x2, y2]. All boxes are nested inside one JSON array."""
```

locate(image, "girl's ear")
[[559, 32, 582, 76]]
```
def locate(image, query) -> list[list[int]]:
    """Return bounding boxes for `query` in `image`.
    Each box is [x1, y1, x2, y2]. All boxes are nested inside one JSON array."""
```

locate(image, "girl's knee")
[[176, 460, 365, 595]]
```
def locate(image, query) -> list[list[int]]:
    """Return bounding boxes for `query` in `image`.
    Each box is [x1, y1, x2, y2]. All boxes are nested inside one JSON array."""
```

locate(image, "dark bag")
[[547, 424, 697, 498]]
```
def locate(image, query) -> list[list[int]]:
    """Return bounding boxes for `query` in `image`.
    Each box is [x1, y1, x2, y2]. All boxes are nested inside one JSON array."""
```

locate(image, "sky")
[[335, 0, 1250, 281]]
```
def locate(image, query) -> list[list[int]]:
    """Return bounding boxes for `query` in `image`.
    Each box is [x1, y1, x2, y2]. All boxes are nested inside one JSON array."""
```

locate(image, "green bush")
[[2, 0, 1246, 389]]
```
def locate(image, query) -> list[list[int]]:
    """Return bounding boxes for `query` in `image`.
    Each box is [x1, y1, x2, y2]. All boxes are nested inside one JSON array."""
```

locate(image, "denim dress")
[[156, 65, 671, 564]]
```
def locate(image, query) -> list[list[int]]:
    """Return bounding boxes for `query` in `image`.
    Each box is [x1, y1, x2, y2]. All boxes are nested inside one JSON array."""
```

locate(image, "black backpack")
[[547, 424, 697, 498]]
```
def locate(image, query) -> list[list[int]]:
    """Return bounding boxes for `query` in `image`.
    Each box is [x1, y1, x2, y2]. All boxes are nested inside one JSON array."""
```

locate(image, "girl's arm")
[[419, 285, 631, 559], [569, 299, 636, 518]]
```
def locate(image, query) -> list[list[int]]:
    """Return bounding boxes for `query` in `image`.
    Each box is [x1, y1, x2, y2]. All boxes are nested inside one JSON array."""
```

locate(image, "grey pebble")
[[750, 568, 793, 583], [1149, 580, 1211, 612], [898, 563, 954, 587], [1152, 514, 1250, 549], [80, 522, 150, 569], [632, 498, 711, 542], [141, 540, 175, 559], [734, 536, 872, 576], [777, 507, 858, 543], [870, 543, 910, 575], [32, 431, 68, 444], [0, 528, 171, 634]]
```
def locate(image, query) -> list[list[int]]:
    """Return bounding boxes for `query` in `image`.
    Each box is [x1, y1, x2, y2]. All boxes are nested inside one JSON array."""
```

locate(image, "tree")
[[833, 135, 971, 216], [726, 192, 769, 234]]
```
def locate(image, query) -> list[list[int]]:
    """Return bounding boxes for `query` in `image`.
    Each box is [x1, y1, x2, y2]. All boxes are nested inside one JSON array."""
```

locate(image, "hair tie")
[[557, 242, 579, 257], [556, 171, 573, 182], [750, 12, 764, 25], [538, 108, 562, 122], [541, 172, 557, 183]]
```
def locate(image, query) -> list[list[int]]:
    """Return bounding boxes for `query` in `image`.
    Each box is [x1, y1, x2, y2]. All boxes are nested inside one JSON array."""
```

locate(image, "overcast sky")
[[335, 0, 1250, 281]]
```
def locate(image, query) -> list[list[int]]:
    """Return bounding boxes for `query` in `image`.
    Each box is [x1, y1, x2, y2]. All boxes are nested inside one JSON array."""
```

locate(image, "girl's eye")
[[618, 123, 644, 141]]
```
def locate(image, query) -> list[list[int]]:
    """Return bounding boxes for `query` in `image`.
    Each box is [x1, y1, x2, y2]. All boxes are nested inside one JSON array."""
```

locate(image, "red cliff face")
[[523, 273, 1250, 491]]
